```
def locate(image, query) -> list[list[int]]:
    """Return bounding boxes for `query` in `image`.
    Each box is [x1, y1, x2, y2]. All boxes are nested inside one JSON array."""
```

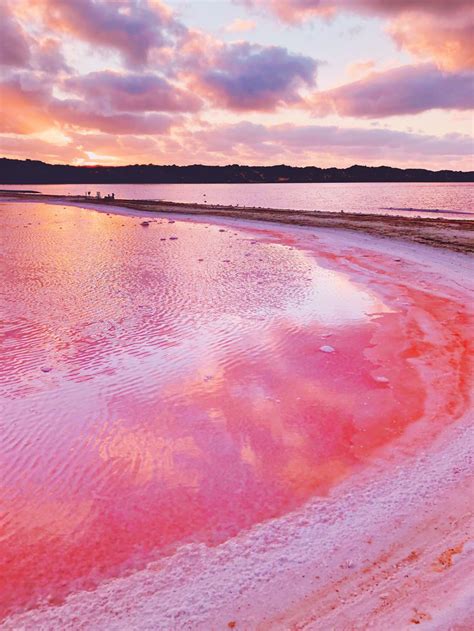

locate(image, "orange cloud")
[[225, 18, 257, 33], [389, 13, 474, 71], [347, 59, 375, 80], [0, 80, 54, 134]]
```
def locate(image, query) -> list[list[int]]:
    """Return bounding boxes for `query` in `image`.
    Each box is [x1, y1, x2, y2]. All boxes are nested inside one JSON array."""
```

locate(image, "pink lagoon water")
[[1, 182, 473, 219], [0, 200, 471, 622]]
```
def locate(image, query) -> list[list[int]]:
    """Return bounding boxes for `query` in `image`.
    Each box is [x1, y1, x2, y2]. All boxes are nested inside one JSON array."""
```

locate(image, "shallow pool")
[[0, 202, 470, 619]]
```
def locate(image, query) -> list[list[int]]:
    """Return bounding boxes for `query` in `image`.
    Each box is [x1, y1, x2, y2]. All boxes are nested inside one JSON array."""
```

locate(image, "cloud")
[[2, 119, 472, 169], [243, 0, 473, 21], [243, 0, 474, 70], [0, 78, 54, 134], [190, 41, 317, 111], [64, 71, 202, 113], [0, 132, 169, 165], [225, 18, 257, 33], [0, 3, 30, 67], [0, 135, 79, 163], [51, 99, 176, 135], [389, 12, 474, 71], [3, 120, 471, 169], [0, 3, 70, 73], [187, 121, 474, 168], [36, 38, 71, 74], [346, 59, 375, 80], [0, 0, 471, 171], [0, 74, 178, 136], [311, 64, 474, 117], [35, 0, 185, 66]]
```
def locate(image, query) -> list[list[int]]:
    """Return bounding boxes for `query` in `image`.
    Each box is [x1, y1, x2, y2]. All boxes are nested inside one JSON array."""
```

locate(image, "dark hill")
[[1, 158, 473, 184]]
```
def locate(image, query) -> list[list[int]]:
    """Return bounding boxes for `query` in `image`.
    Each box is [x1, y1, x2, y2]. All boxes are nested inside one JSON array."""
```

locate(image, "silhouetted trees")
[[0, 158, 472, 185]]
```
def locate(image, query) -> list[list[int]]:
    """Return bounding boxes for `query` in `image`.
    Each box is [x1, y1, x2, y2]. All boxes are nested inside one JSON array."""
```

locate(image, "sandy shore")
[[1, 196, 472, 630], [1, 191, 473, 254]]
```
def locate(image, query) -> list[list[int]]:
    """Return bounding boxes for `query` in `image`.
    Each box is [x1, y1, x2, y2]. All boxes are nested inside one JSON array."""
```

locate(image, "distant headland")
[[1, 158, 473, 184]]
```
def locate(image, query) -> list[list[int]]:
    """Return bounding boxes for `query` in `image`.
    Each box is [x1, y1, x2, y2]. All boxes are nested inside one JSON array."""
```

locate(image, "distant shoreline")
[[1, 157, 473, 184], [2, 190, 473, 254]]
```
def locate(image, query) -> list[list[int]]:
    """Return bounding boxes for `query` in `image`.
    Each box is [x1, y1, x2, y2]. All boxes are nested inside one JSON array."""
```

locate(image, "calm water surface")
[[0, 200, 470, 620], [1, 182, 473, 219]]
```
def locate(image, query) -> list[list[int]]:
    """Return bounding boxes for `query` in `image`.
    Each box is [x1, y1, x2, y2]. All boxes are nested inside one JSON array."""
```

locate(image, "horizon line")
[[2, 157, 473, 174]]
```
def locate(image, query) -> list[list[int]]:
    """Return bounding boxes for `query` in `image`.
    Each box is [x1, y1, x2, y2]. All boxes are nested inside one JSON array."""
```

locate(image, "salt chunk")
[[319, 345, 335, 353]]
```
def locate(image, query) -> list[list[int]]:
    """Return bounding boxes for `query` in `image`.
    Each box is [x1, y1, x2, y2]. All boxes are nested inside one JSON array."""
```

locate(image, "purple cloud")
[[51, 99, 176, 134], [194, 42, 317, 111], [0, 4, 31, 68], [312, 64, 474, 117], [64, 71, 202, 113], [40, 0, 185, 66]]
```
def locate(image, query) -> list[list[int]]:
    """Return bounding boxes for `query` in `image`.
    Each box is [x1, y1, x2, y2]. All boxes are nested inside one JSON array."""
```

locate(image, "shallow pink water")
[[0, 202, 470, 619]]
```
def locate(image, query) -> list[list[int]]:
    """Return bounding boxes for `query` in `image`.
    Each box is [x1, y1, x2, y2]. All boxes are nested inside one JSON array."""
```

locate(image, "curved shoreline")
[[1, 197, 472, 629], [1, 191, 473, 254]]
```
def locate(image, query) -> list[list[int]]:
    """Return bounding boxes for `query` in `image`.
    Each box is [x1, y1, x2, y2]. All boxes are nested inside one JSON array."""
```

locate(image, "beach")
[[0, 195, 472, 630], [1, 190, 474, 253]]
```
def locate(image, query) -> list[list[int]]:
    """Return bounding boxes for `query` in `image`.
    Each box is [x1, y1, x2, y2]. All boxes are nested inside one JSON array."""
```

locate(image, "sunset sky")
[[1, 0, 473, 169]]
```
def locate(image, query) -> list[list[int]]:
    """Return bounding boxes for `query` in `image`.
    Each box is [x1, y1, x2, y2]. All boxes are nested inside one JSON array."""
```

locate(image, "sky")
[[0, 0, 473, 169]]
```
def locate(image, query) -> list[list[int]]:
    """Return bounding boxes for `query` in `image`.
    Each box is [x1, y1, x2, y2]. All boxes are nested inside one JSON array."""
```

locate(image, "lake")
[[0, 199, 471, 623], [1, 181, 473, 219]]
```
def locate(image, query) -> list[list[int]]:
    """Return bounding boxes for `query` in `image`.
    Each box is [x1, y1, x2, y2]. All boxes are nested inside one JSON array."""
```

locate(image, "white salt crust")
[[2, 200, 473, 630]]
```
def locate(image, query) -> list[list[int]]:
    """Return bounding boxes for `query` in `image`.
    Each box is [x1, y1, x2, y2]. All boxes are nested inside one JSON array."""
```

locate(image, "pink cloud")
[[0, 136, 76, 164], [0, 132, 170, 165], [0, 3, 70, 73], [0, 74, 179, 136], [187, 121, 474, 169], [311, 64, 474, 117], [389, 13, 474, 71], [64, 71, 202, 113], [2, 119, 472, 170]]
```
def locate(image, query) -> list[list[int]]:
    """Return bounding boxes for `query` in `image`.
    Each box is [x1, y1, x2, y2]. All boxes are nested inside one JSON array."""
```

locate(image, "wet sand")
[[1, 190, 474, 253], [1, 196, 472, 630]]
